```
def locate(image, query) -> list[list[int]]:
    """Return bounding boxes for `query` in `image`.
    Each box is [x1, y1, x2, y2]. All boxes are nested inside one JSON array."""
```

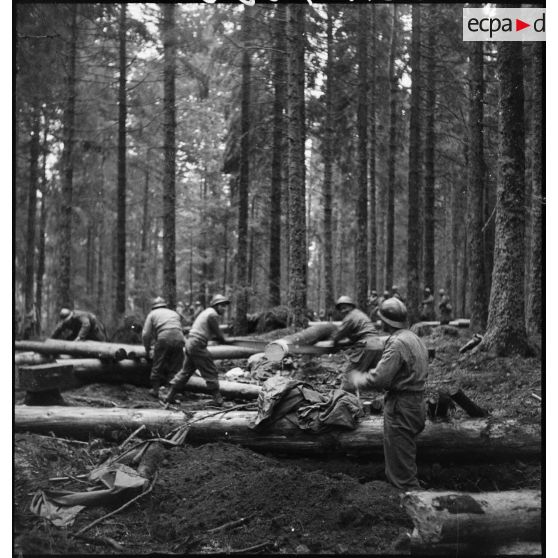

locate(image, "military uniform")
[[169, 307, 225, 396], [438, 294, 452, 325], [333, 308, 379, 373], [358, 328, 428, 490], [420, 293, 435, 321], [51, 310, 107, 341], [142, 307, 185, 388]]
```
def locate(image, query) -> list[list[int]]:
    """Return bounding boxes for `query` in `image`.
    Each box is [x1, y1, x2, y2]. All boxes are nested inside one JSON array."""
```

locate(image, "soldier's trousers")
[[169, 337, 220, 394], [150, 330, 185, 384], [383, 391, 426, 490]]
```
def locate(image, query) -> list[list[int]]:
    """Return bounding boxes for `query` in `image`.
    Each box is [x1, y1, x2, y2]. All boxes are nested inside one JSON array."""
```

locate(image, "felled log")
[[15, 357, 261, 400], [459, 333, 483, 353], [14, 352, 55, 366], [15, 406, 541, 460], [265, 323, 340, 361], [15, 339, 129, 360], [401, 490, 541, 555], [450, 388, 488, 418]]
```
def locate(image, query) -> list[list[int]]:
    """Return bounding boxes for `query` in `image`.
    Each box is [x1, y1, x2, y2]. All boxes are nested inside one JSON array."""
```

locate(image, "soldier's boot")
[[164, 385, 180, 404], [211, 391, 224, 407], [148, 379, 161, 398]]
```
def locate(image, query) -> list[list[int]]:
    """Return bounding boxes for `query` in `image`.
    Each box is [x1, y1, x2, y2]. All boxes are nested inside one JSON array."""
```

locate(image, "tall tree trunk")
[[322, 6, 335, 318], [96, 156, 106, 317], [355, 6, 368, 310], [406, 4, 422, 324], [526, 42, 543, 338], [235, 6, 251, 334], [24, 109, 40, 317], [57, 4, 78, 309], [480, 42, 529, 356], [269, 4, 286, 308], [161, 4, 177, 308], [467, 40, 488, 332], [286, 5, 307, 326], [368, 4, 377, 294], [385, 5, 397, 292], [36, 116, 49, 336], [115, 3, 127, 317], [423, 11, 436, 294]]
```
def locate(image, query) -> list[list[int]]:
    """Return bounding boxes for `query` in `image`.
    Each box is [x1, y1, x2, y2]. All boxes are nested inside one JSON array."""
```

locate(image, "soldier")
[[175, 300, 190, 332], [368, 290, 379, 321], [164, 294, 231, 407], [420, 287, 435, 321], [438, 288, 452, 325], [332, 296, 379, 387], [142, 297, 186, 398], [391, 285, 405, 303], [51, 308, 107, 342], [349, 297, 428, 490]]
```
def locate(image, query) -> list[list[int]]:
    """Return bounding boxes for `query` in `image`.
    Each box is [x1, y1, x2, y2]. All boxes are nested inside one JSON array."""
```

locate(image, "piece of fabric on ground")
[[251, 375, 364, 432]]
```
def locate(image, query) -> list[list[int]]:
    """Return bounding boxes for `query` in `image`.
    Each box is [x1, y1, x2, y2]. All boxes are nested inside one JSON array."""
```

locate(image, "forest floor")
[[13, 326, 542, 555]]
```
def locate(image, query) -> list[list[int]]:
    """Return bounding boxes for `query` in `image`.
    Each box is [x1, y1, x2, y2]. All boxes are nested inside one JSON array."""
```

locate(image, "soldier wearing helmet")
[[331, 295, 379, 382], [438, 288, 452, 325], [349, 297, 428, 490], [165, 294, 231, 406], [142, 297, 186, 398], [420, 287, 435, 321], [51, 308, 107, 342], [391, 285, 405, 303]]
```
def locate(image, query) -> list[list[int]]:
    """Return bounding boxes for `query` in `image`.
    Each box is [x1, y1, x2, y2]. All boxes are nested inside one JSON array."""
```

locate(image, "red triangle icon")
[[516, 19, 530, 31]]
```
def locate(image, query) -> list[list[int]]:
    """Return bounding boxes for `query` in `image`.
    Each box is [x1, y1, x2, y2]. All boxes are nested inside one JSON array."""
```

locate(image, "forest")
[[15, 2, 542, 353]]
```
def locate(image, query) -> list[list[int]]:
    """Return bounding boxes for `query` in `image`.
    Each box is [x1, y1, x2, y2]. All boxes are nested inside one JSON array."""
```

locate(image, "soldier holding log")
[[332, 296, 379, 383], [350, 297, 428, 491], [51, 308, 107, 342], [142, 297, 186, 398], [164, 294, 231, 407]]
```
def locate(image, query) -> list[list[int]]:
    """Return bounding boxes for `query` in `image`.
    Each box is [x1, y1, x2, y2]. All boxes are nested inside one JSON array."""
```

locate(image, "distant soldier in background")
[[164, 294, 231, 407], [111, 315, 143, 344], [175, 300, 190, 332], [420, 288, 435, 321], [142, 297, 186, 398], [51, 308, 107, 342], [331, 296, 379, 390], [391, 285, 405, 303], [438, 289, 453, 325], [368, 290, 379, 321]]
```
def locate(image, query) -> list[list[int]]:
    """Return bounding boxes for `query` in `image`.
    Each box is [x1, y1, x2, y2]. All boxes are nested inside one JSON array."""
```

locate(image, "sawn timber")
[[14, 406, 541, 460]]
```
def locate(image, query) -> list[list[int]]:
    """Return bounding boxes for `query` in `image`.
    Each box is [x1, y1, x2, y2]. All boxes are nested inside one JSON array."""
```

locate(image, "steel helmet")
[[424, 287, 431, 294], [438, 288, 445, 295], [391, 285, 399, 292], [59, 308, 72, 320], [151, 296, 167, 309], [210, 294, 230, 307], [378, 297, 407, 329], [335, 296, 356, 310]]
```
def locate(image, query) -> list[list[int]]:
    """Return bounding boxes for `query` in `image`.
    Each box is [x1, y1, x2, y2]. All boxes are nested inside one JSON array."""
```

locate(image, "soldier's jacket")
[[332, 308, 377, 346], [142, 307, 183, 350], [362, 328, 428, 393], [188, 307, 226, 347], [51, 310, 107, 341]]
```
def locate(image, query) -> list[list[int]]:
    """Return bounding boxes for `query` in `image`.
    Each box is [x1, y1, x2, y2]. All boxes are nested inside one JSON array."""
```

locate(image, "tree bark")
[[385, 5, 398, 291], [401, 490, 541, 551], [467, 39, 487, 332], [406, 4, 422, 325], [286, 5, 307, 327], [57, 4, 78, 309], [423, 11, 436, 294], [480, 42, 529, 356], [322, 6, 335, 319], [368, 4, 377, 293], [355, 6, 368, 310], [15, 407, 541, 459], [235, 6, 252, 334], [161, 4, 177, 308], [115, 2, 127, 317], [269, 4, 286, 308], [526, 42, 542, 338]]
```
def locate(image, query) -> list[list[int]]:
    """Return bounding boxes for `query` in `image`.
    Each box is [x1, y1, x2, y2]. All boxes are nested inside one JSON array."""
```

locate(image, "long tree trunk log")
[[266, 322, 347, 361], [14, 407, 541, 459], [15, 342, 261, 363], [15, 358, 261, 400], [401, 490, 541, 554]]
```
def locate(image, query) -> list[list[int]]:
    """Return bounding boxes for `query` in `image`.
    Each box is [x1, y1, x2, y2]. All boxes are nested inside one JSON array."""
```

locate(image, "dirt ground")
[[13, 327, 542, 555]]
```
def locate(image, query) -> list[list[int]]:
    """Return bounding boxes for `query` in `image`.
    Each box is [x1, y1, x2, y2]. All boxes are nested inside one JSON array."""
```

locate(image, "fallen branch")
[[530, 393, 541, 402], [227, 541, 273, 554], [74, 471, 158, 537], [75, 534, 125, 552], [207, 513, 256, 534], [119, 425, 146, 451]]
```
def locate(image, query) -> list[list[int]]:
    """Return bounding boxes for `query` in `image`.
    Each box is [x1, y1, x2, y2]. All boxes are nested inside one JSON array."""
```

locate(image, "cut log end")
[[265, 340, 289, 362]]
